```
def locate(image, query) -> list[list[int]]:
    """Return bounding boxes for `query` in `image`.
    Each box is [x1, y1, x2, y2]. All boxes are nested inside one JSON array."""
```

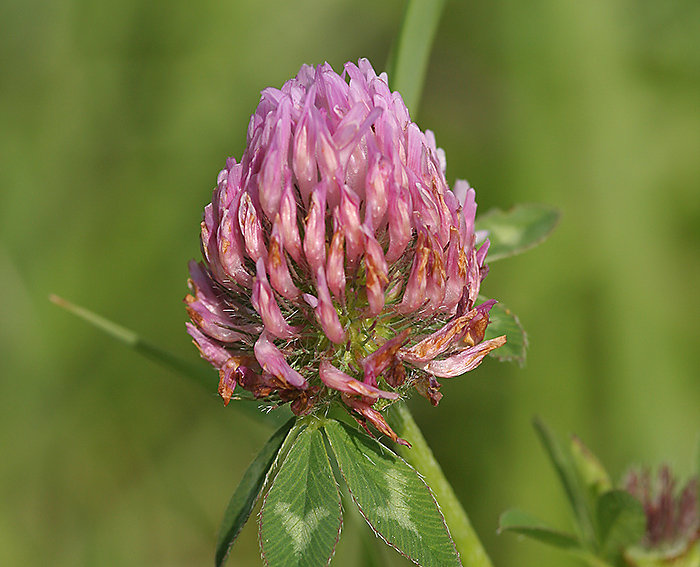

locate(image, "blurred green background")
[[2, 0, 699, 565]]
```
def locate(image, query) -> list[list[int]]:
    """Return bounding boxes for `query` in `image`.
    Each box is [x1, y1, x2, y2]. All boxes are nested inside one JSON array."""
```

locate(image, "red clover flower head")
[[624, 465, 700, 563], [185, 59, 505, 444]]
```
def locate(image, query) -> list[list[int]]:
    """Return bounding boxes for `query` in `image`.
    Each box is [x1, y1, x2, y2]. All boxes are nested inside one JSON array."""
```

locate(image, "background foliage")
[[1, 0, 699, 565]]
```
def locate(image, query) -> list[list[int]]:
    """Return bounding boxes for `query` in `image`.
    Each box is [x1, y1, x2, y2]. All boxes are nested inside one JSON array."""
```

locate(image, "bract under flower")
[[185, 59, 505, 443]]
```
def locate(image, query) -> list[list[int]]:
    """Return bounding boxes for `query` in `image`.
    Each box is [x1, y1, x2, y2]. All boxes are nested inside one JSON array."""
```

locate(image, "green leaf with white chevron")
[[259, 424, 342, 567], [215, 417, 296, 567], [324, 420, 461, 567]]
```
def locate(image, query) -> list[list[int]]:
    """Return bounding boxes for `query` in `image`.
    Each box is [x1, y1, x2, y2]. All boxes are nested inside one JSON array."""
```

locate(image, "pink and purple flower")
[[185, 59, 505, 444]]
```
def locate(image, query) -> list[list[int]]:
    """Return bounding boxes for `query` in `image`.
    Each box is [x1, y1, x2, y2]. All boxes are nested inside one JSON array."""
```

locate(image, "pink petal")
[[314, 267, 346, 344], [423, 233, 446, 314], [186, 322, 230, 368], [362, 226, 389, 317], [398, 230, 430, 314], [418, 335, 507, 378], [258, 98, 292, 220], [267, 222, 301, 300], [303, 181, 328, 274], [385, 182, 412, 264], [185, 261, 248, 343], [238, 192, 267, 263], [319, 360, 398, 400], [278, 180, 303, 264], [251, 258, 300, 340], [326, 223, 346, 302], [314, 108, 340, 180], [339, 184, 364, 263], [218, 202, 251, 286], [442, 227, 467, 312], [364, 153, 390, 230], [400, 301, 497, 363], [292, 93, 317, 205], [342, 395, 409, 447], [253, 332, 307, 389], [361, 329, 411, 386], [217, 355, 260, 405]]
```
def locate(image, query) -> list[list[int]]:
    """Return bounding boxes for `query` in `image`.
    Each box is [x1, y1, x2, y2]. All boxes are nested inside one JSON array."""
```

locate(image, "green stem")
[[49, 294, 290, 428], [387, 0, 447, 117], [388, 403, 494, 567]]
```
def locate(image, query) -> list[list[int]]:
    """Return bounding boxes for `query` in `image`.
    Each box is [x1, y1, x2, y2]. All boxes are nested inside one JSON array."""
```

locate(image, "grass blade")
[[498, 508, 581, 550], [216, 417, 297, 566], [50, 294, 288, 427], [387, 0, 447, 116]]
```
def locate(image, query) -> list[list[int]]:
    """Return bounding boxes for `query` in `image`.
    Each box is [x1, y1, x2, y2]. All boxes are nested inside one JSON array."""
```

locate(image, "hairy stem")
[[388, 402, 494, 567]]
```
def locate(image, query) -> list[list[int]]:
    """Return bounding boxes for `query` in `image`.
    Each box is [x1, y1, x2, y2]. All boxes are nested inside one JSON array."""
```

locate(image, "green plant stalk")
[[388, 403, 494, 567], [50, 294, 290, 428], [387, 0, 446, 117]]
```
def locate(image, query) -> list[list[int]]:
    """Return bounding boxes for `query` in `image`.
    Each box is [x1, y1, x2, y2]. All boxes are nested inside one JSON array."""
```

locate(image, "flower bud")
[[623, 466, 700, 566]]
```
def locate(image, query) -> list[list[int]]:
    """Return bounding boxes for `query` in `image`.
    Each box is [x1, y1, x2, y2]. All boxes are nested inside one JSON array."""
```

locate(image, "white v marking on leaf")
[[273, 501, 331, 555], [375, 470, 421, 538]]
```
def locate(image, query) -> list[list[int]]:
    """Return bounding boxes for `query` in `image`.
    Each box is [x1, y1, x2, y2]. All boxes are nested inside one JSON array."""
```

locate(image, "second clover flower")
[[185, 59, 506, 444]]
